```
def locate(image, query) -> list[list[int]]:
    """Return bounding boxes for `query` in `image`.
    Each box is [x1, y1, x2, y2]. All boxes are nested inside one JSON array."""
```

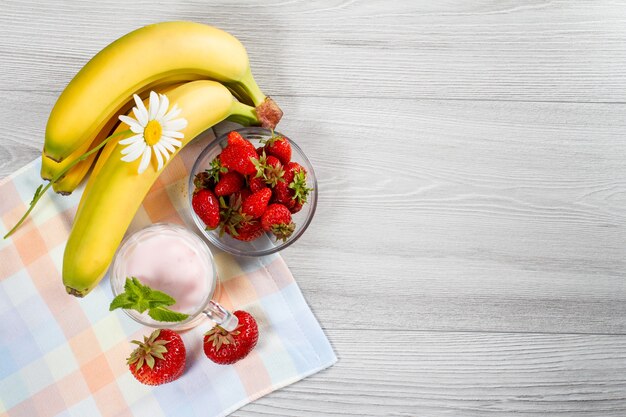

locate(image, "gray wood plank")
[[2, 0, 626, 102], [235, 329, 626, 416]]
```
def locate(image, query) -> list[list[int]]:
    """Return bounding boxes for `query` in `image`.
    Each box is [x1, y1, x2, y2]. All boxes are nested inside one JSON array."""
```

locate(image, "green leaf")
[[124, 277, 140, 299], [110, 277, 182, 316], [146, 290, 176, 307], [147, 306, 190, 323], [109, 293, 133, 311], [145, 354, 155, 369], [135, 298, 151, 314]]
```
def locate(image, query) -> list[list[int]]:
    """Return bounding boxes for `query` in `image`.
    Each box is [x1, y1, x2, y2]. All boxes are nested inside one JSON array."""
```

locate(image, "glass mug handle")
[[202, 300, 239, 331]]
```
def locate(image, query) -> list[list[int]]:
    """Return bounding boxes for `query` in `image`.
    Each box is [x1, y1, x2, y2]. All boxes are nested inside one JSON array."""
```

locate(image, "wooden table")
[[2, 1, 625, 415]]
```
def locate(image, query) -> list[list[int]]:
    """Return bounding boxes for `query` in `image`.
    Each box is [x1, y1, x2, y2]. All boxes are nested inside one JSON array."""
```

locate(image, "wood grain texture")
[[2, 1, 626, 102], [233, 330, 626, 417], [2, 0, 626, 415]]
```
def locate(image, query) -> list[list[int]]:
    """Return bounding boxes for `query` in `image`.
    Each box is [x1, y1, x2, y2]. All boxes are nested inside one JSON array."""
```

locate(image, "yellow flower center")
[[143, 120, 162, 146]]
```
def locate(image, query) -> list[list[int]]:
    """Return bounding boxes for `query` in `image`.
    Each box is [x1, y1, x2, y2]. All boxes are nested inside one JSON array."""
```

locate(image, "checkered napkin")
[[0, 131, 336, 417]]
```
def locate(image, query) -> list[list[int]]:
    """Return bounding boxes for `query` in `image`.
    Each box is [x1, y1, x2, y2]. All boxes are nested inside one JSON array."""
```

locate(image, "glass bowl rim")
[[110, 222, 218, 328]]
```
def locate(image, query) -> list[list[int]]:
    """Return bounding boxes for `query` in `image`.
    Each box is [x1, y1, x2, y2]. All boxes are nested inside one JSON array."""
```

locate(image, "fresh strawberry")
[[262, 134, 291, 165], [256, 146, 265, 156], [220, 144, 258, 175], [272, 181, 296, 210], [290, 200, 303, 214], [249, 176, 268, 193], [127, 329, 186, 386], [229, 220, 264, 241], [192, 189, 220, 229], [266, 155, 280, 166], [274, 162, 313, 206], [227, 131, 256, 154], [284, 161, 305, 183], [214, 171, 244, 196], [204, 310, 259, 365], [242, 188, 272, 218], [218, 194, 254, 238], [230, 188, 252, 206], [252, 152, 284, 188], [261, 204, 295, 241]]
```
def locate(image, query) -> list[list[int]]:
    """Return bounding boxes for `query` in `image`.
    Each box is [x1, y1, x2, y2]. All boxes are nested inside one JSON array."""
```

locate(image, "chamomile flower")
[[118, 92, 188, 174]]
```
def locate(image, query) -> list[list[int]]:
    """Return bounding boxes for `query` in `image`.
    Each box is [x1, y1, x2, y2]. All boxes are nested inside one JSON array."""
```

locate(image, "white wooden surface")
[[2, 1, 626, 415]]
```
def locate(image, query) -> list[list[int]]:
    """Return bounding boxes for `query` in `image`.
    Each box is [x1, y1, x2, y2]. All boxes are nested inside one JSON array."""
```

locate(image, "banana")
[[43, 83, 183, 194], [63, 80, 259, 297], [51, 143, 101, 195], [45, 21, 280, 163], [41, 115, 119, 194]]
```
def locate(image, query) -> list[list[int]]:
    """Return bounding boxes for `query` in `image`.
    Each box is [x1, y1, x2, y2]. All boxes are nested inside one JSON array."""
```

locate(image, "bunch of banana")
[[38, 21, 282, 297]]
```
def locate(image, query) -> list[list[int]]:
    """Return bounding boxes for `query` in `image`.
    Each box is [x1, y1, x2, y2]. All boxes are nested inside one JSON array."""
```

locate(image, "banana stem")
[[227, 101, 261, 126], [226, 83, 254, 107], [227, 68, 283, 128], [230, 67, 266, 107], [3, 129, 132, 239]]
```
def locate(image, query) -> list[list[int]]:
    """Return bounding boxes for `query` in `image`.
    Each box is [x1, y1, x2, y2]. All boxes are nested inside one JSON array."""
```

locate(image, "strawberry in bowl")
[[189, 128, 317, 257]]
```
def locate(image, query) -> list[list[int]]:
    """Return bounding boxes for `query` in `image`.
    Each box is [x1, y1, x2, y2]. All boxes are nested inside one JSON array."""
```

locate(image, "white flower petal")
[[133, 94, 148, 124], [161, 136, 182, 148], [120, 139, 145, 156], [155, 94, 169, 120], [138, 147, 152, 174], [163, 149, 172, 162], [154, 145, 164, 171], [152, 142, 170, 161], [163, 104, 181, 122], [162, 118, 187, 132], [118, 115, 144, 134], [118, 134, 143, 145], [148, 91, 159, 120], [159, 138, 176, 153], [132, 106, 148, 126], [162, 130, 184, 139], [120, 142, 146, 162]]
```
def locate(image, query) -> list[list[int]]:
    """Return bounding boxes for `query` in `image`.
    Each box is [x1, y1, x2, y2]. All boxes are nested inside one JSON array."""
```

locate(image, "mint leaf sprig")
[[110, 277, 190, 323]]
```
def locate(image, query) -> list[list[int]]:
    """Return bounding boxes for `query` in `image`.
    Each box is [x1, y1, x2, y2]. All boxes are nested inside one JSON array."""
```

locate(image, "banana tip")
[[65, 286, 87, 298]]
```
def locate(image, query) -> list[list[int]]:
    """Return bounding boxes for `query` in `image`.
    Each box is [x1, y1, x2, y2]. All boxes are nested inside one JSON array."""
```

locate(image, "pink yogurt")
[[122, 227, 212, 314]]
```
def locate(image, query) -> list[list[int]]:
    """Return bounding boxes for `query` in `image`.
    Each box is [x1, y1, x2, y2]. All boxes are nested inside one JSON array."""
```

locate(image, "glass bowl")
[[188, 127, 317, 257]]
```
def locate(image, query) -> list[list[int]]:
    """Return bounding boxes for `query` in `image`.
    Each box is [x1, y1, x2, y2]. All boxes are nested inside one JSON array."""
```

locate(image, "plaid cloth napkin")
[[0, 131, 336, 417]]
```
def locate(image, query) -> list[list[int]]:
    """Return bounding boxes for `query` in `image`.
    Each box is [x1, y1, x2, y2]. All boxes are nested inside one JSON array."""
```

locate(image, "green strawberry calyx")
[[127, 329, 170, 370], [288, 170, 313, 204], [259, 131, 285, 147], [217, 195, 256, 237], [271, 222, 296, 242], [205, 157, 228, 183], [205, 323, 242, 352], [252, 151, 285, 187]]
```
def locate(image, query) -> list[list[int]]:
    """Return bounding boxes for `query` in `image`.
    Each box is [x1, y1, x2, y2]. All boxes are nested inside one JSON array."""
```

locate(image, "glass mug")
[[110, 223, 238, 331]]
